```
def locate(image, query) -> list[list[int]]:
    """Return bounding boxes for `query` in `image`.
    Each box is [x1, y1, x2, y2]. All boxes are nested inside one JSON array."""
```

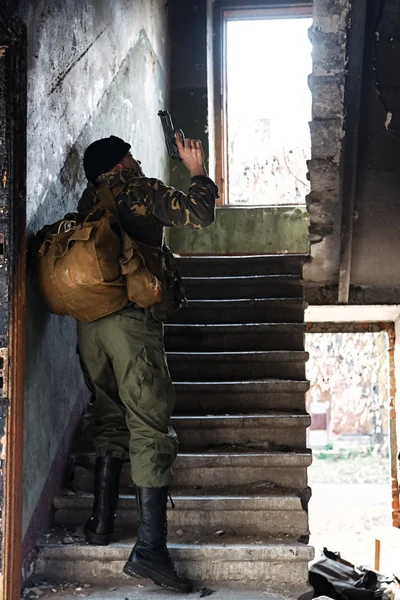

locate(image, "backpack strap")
[[96, 183, 120, 222], [96, 182, 133, 255]]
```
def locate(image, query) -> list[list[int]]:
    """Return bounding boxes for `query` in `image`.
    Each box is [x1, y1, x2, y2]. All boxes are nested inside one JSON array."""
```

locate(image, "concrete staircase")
[[36, 254, 314, 598]]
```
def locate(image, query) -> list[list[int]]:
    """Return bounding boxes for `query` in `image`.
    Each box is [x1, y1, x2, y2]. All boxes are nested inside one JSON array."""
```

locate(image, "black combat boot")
[[123, 487, 193, 593], [84, 455, 123, 545]]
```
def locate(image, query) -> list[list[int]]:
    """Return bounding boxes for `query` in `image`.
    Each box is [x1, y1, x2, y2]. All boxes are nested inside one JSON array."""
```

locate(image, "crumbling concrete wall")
[[305, 0, 400, 304], [303, 0, 350, 284], [14, 0, 169, 574]]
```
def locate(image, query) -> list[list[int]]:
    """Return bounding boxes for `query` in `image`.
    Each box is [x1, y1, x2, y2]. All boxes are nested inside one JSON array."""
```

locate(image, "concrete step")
[[167, 351, 308, 381], [36, 537, 314, 594], [21, 583, 312, 600], [175, 254, 308, 277], [53, 489, 310, 537], [173, 413, 310, 451], [174, 379, 309, 413], [71, 451, 312, 492], [182, 275, 303, 300], [72, 413, 310, 454], [167, 298, 306, 324], [165, 323, 306, 352]]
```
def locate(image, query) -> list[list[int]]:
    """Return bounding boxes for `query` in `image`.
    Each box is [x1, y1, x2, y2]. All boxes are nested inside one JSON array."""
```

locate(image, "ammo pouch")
[[150, 247, 188, 322]]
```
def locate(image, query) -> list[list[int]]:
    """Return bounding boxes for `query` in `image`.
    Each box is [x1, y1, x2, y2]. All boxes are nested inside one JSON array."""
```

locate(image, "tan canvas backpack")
[[35, 183, 166, 322]]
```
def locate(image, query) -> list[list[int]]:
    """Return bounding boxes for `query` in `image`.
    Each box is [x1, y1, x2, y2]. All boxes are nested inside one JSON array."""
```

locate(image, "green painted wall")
[[167, 206, 310, 254]]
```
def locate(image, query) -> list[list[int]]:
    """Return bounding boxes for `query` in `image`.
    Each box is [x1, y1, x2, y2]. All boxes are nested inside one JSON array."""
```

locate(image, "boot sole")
[[84, 528, 111, 546], [123, 561, 193, 593]]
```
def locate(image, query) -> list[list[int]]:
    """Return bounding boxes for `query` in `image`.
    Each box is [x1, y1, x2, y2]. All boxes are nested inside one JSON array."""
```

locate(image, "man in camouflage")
[[77, 134, 217, 593]]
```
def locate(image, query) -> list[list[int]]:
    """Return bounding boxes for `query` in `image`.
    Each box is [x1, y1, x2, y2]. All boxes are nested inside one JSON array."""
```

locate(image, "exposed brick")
[[311, 29, 347, 76], [309, 74, 345, 119], [307, 0, 349, 277], [310, 118, 344, 160], [313, 0, 350, 34], [306, 191, 339, 234], [307, 158, 340, 191]]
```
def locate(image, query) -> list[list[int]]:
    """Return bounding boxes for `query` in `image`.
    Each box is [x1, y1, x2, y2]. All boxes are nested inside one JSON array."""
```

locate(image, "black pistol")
[[158, 110, 184, 159]]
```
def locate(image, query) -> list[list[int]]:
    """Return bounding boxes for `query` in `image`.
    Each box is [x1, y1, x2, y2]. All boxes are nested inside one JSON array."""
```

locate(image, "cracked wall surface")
[[304, 0, 350, 284], [305, 0, 400, 303], [14, 0, 170, 568]]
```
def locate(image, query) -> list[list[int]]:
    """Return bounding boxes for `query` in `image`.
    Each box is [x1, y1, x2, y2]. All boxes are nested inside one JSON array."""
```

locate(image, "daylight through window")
[[226, 15, 313, 205]]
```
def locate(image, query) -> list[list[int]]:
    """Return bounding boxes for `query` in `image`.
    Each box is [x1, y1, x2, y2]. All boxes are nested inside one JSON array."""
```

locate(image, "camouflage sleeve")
[[119, 175, 218, 229]]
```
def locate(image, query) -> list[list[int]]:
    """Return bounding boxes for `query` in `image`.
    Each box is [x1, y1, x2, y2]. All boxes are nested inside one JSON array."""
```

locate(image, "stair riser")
[[183, 281, 303, 300], [54, 508, 308, 536], [73, 465, 308, 492], [170, 466, 308, 489], [176, 427, 307, 450], [35, 557, 311, 591], [174, 392, 307, 414], [165, 332, 305, 352], [176, 257, 306, 277], [168, 306, 305, 324], [169, 361, 306, 381]]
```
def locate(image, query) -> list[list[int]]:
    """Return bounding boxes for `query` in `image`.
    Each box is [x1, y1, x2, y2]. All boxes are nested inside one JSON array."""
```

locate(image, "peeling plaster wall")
[[15, 0, 169, 546], [169, 206, 309, 254], [303, 0, 350, 284]]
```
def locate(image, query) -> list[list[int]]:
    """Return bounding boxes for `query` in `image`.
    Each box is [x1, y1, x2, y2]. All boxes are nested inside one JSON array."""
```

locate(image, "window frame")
[[213, 0, 313, 206]]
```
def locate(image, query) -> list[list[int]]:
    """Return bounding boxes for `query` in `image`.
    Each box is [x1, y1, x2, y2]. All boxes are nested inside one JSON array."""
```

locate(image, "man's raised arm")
[[121, 134, 218, 229]]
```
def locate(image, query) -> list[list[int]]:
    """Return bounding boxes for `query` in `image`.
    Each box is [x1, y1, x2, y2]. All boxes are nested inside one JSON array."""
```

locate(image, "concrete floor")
[[309, 483, 391, 568]]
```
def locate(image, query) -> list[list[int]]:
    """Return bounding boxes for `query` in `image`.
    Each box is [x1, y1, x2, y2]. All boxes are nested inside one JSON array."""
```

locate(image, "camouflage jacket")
[[77, 169, 218, 247]]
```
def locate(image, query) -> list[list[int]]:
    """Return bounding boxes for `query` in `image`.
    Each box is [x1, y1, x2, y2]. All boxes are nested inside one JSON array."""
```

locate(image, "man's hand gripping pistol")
[[158, 110, 185, 159]]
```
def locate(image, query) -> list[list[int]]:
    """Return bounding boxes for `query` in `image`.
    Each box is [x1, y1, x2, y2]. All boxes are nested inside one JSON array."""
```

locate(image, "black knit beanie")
[[83, 135, 131, 182]]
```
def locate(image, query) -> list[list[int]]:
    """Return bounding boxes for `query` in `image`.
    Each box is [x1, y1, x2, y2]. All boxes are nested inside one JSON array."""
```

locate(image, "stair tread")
[[176, 254, 309, 260], [54, 489, 308, 508], [169, 350, 308, 356], [62, 481, 310, 496], [178, 450, 311, 457], [166, 323, 306, 330], [173, 379, 310, 390], [72, 450, 312, 465], [183, 274, 302, 281], [21, 584, 308, 600], [40, 533, 313, 554], [171, 413, 310, 426], [183, 298, 305, 304]]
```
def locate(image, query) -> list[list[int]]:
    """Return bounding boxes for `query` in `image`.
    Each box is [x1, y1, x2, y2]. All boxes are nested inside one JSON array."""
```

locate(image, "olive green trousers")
[[77, 306, 178, 488]]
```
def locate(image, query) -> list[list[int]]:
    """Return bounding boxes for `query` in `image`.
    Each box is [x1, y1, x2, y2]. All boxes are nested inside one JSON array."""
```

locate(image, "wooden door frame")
[[0, 5, 27, 600], [212, 0, 313, 205]]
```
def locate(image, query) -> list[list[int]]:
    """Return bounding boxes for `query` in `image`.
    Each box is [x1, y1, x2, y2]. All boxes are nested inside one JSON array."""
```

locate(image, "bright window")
[[225, 15, 312, 205]]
